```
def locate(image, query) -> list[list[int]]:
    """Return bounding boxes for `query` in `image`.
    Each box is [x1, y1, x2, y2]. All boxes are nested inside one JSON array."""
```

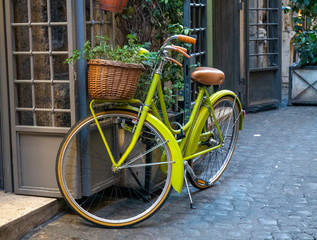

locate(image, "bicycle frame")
[[56, 34, 247, 228], [90, 72, 186, 193], [89, 36, 244, 194]]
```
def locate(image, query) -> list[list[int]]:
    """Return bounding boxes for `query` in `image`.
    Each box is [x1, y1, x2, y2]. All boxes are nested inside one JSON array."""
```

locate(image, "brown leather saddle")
[[190, 67, 225, 86]]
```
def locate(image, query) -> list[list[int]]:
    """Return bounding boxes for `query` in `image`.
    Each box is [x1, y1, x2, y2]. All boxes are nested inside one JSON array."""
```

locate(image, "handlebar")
[[167, 57, 182, 67], [171, 45, 187, 53], [159, 35, 197, 68], [165, 46, 190, 59], [176, 35, 196, 44], [163, 35, 196, 46]]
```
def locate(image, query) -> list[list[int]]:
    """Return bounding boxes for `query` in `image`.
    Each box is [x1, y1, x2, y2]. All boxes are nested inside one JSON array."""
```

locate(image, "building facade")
[[0, 0, 284, 196]]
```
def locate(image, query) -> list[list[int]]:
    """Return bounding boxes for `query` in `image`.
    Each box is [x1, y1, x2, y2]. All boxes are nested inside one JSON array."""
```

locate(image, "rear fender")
[[210, 90, 243, 130]]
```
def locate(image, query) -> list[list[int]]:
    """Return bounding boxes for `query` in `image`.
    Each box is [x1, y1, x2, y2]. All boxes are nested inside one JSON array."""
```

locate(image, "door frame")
[[4, 0, 76, 196], [244, 0, 282, 110], [214, 0, 242, 95], [0, 0, 13, 192]]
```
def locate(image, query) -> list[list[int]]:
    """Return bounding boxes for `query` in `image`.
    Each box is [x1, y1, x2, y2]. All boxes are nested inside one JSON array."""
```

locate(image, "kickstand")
[[184, 170, 196, 209]]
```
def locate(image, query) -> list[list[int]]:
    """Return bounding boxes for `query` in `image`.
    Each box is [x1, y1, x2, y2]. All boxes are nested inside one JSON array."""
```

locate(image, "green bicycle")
[[56, 35, 244, 228]]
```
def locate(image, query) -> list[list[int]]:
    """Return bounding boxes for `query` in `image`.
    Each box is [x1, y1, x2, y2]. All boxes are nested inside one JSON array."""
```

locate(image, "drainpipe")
[[75, 0, 88, 120], [207, 0, 214, 67]]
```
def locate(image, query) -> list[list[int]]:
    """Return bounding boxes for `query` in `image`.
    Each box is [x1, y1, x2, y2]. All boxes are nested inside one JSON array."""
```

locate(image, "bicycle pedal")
[[196, 178, 212, 187]]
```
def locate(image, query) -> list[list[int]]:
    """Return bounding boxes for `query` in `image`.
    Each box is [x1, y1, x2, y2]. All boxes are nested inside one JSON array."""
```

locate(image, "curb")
[[0, 198, 63, 240]]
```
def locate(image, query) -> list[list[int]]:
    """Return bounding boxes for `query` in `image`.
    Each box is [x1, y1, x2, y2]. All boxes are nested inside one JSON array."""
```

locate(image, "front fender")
[[117, 105, 184, 193]]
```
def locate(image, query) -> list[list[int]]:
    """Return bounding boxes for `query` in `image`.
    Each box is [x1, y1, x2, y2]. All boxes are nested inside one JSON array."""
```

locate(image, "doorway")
[[245, 0, 282, 110], [2, 0, 115, 197], [214, 0, 282, 110], [214, 0, 241, 95]]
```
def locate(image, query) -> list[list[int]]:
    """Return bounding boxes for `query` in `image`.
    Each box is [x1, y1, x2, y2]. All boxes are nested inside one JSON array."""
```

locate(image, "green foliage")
[[65, 34, 148, 65], [294, 31, 317, 66], [290, 0, 317, 18], [68, 1, 192, 109], [118, 0, 189, 107], [288, 0, 317, 66], [119, 0, 185, 47]]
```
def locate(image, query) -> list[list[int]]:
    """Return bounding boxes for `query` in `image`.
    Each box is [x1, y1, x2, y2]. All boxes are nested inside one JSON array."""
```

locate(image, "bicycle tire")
[[188, 95, 240, 189], [56, 110, 173, 228]]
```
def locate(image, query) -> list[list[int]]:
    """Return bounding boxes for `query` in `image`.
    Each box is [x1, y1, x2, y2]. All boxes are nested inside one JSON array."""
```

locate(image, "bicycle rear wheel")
[[189, 95, 240, 189], [56, 110, 172, 228]]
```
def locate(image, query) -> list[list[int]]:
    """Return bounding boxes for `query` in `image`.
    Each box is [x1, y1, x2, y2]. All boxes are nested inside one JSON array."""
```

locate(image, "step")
[[0, 191, 63, 240]]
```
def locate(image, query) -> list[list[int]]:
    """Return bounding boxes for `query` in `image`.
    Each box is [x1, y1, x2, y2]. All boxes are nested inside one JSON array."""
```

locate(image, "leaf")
[[306, 17, 312, 26], [294, 25, 303, 32]]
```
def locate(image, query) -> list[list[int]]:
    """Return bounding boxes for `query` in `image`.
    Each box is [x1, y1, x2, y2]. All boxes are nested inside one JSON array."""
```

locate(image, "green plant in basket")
[[65, 34, 149, 64]]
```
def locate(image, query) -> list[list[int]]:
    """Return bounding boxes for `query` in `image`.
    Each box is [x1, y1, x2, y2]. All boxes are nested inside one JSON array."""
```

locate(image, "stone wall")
[[282, 0, 295, 85]]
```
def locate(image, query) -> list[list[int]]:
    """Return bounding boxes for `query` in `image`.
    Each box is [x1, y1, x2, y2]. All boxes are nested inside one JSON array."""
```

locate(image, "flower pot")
[[99, 0, 128, 13]]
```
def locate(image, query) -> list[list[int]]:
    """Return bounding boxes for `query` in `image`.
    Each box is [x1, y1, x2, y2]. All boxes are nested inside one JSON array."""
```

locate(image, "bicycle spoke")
[[120, 140, 169, 169], [57, 111, 172, 227], [121, 160, 175, 169], [188, 96, 240, 189]]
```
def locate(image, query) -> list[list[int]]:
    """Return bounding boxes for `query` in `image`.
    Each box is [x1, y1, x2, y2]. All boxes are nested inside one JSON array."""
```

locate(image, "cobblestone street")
[[24, 105, 317, 240]]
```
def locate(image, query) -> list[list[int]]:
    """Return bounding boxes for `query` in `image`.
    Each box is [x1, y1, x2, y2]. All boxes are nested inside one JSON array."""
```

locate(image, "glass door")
[[245, 0, 282, 110]]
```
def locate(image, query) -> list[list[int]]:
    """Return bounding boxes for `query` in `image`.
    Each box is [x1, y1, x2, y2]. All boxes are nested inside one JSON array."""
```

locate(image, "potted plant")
[[99, 0, 128, 13], [66, 34, 147, 100], [286, 0, 317, 104]]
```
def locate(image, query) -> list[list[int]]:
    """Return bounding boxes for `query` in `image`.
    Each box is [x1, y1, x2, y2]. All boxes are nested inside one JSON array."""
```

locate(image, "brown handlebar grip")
[[169, 47, 190, 58], [177, 35, 196, 44], [168, 57, 183, 67], [172, 45, 188, 53]]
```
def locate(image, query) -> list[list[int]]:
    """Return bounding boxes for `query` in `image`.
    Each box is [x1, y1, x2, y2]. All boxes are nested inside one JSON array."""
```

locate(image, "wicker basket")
[[88, 59, 145, 100]]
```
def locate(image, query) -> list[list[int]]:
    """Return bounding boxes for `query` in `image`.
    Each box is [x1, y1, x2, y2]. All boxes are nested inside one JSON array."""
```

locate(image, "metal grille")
[[248, 0, 279, 70], [183, 0, 207, 120], [85, 1, 114, 45], [8, 0, 74, 128], [76, 0, 114, 119], [7, 0, 114, 128]]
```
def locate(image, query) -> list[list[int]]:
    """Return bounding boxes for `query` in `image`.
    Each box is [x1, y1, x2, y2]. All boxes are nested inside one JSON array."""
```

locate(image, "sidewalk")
[[0, 192, 62, 240], [2, 85, 317, 240], [21, 100, 317, 239]]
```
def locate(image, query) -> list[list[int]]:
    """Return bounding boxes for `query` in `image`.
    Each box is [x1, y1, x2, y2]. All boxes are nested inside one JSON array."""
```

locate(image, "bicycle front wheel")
[[56, 110, 173, 228], [189, 95, 240, 189]]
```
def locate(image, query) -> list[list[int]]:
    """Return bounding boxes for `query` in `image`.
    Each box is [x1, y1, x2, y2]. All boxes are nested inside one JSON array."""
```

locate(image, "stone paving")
[[24, 105, 317, 240]]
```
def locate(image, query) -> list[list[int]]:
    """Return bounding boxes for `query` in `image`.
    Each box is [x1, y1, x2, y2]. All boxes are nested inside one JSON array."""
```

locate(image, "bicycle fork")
[[89, 73, 163, 171], [89, 100, 150, 170]]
